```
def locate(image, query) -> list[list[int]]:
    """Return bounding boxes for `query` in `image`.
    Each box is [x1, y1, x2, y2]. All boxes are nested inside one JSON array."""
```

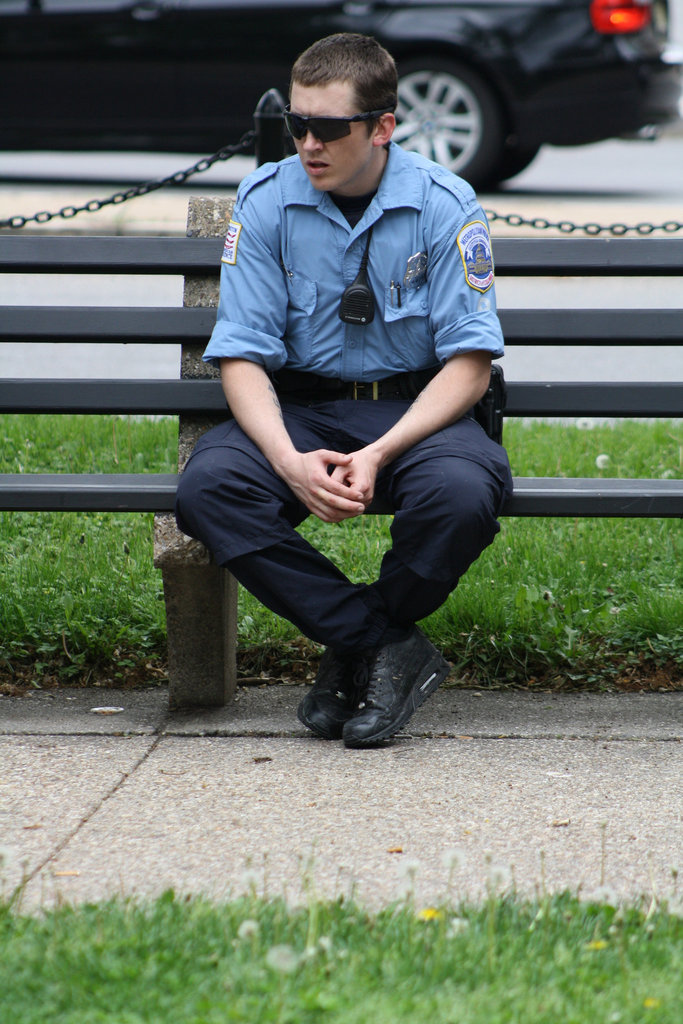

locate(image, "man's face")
[[289, 80, 394, 197]]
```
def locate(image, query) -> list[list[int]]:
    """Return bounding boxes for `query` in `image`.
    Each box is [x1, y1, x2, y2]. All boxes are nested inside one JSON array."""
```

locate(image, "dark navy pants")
[[175, 399, 512, 652]]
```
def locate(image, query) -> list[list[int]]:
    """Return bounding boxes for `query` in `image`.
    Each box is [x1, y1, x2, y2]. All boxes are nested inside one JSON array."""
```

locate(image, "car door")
[[0, 0, 183, 150], [171, 0, 369, 151]]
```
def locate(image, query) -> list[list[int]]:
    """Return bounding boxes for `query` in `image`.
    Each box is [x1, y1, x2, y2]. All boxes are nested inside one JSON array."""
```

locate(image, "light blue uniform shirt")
[[204, 142, 504, 380]]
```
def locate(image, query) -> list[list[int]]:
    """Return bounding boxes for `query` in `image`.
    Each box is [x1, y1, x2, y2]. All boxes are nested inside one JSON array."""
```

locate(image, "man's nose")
[[302, 130, 323, 149]]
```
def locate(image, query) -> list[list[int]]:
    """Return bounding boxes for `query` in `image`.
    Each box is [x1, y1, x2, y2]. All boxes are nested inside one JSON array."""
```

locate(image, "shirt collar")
[[280, 143, 425, 215]]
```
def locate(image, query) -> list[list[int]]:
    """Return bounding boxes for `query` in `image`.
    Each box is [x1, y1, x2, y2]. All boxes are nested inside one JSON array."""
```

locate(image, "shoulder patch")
[[457, 220, 494, 292], [221, 220, 242, 265]]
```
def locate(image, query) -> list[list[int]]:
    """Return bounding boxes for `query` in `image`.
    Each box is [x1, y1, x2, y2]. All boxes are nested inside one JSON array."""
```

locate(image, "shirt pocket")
[[284, 272, 317, 362], [382, 285, 433, 368]]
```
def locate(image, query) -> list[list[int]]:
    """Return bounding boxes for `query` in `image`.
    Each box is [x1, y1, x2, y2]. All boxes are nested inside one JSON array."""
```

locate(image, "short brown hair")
[[290, 33, 397, 114]]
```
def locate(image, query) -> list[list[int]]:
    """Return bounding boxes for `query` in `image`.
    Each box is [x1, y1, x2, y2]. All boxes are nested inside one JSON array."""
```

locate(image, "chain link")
[[0, 132, 255, 230], [484, 208, 683, 235], [2, 133, 682, 236]]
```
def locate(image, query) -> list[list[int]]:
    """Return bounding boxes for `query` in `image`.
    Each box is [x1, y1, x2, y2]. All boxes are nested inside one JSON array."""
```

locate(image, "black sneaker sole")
[[343, 655, 450, 748], [296, 703, 346, 741]]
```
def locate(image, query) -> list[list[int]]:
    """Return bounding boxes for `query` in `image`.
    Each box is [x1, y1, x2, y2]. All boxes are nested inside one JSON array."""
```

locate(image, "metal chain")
[[484, 208, 683, 235], [0, 131, 255, 230], [2, 131, 682, 236]]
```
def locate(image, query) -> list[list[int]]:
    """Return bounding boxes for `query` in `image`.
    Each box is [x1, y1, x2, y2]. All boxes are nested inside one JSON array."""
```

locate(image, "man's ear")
[[372, 113, 396, 147]]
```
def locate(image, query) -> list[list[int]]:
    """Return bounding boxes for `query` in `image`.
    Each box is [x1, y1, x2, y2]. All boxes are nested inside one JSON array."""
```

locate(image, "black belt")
[[271, 367, 439, 402]]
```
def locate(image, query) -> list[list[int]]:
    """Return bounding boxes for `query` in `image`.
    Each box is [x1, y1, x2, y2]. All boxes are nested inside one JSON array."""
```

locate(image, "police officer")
[[176, 33, 512, 748]]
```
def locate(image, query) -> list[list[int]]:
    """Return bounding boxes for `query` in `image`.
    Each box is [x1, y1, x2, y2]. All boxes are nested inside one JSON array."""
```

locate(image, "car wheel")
[[394, 58, 506, 188]]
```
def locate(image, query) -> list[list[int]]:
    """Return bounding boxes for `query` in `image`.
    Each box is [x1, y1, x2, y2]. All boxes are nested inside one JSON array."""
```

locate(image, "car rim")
[[394, 69, 484, 173]]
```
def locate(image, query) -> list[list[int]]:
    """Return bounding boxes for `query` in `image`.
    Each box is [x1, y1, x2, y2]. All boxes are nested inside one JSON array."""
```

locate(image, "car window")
[[0, 2, 143, 10], [0, 1, 32, 12]]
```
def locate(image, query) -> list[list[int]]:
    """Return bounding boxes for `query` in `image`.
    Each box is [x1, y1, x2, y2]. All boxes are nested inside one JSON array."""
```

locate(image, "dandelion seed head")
[[595, 454, 610, 470], [265, 944, 300, 974], [587, 885, 618, 906], [239, 868, 260, 892], [397, 857, 421, 881], [446, 917, 470, 938], [440, 847, 467, 872], [487, 861, 512, 891], [666, 895, 683, 917], [237, 919, 259, 941]]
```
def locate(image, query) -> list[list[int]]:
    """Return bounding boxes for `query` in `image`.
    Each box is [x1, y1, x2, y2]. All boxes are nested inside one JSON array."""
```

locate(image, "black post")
[[254, 88, 288, 166]]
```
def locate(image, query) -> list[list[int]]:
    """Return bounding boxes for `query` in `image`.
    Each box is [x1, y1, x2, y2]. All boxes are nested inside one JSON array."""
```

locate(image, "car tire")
[[495, 143, 541, 184], [394, 57, 506, 188]]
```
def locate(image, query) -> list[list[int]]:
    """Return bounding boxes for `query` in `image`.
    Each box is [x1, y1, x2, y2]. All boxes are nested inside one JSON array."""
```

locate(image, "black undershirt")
[[330, 189, 376, 228]]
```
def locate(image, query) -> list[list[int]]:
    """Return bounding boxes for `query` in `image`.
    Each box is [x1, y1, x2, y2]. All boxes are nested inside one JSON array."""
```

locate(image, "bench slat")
[[2, 236, 683, 276], [1, 379, 681, 418], [0, 474, 681, 517], [2, 306, 681, 344], [0, 305, 216, 342]]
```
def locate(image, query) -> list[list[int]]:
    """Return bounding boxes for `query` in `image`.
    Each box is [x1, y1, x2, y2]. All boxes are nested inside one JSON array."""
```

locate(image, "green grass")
[[1, 891, 681, 1023], [1, 414, 681, 691]]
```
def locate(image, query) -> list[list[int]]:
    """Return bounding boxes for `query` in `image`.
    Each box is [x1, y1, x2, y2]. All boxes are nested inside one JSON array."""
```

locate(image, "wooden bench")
[[1, 205, 682, 708]]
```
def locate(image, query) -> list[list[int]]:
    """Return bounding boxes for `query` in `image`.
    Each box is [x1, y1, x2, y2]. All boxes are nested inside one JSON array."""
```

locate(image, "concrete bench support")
[[153, 194, 238, 709]]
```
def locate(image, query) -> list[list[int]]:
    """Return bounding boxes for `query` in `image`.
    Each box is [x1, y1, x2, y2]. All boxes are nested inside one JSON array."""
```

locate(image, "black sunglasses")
[[284, 106, 393, 143]]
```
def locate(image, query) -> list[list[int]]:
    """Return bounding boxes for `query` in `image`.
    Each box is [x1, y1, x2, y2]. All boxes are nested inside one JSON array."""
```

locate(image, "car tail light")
[[590, 0, 652, 34]]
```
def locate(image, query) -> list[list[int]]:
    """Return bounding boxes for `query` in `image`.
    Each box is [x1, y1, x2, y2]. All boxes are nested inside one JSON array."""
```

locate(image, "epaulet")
[[425, 161, 477, 209], [235, 160, 281, 203]]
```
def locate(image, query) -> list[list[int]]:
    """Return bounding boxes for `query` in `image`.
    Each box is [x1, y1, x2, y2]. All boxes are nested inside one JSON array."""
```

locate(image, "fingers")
[[288, 449, 365, 520]]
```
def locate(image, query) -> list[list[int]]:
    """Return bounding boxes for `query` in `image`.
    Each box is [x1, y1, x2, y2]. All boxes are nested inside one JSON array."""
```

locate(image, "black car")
[[0, 0, 680, 187]]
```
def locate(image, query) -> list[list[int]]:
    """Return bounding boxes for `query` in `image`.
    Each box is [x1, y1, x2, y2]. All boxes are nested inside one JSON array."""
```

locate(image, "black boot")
[[343, 627, 450, 748], [297, 648, 371, 740]]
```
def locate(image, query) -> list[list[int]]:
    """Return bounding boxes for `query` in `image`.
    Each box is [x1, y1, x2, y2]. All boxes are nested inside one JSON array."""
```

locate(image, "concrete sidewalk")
[[1, 685, 680, 911]]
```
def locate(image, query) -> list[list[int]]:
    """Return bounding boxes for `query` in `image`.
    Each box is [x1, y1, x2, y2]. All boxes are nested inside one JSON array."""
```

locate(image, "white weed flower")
[[441, 847, 467, 873], [240, 868, 260, 892], [398, 857, 422, 881], [576, 418, 595, 431], [587, 885, 619, 906], [487, 861, 513, 891], [237, 919, 260, 941], [595, 454, 610, 470], [265, 944, 300, 974], [446, 917, 470, 938], [665, 895, 683, 918]]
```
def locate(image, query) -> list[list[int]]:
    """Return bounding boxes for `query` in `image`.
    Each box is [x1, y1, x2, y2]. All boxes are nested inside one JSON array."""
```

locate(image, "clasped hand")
[[284, 447, 381, 523]]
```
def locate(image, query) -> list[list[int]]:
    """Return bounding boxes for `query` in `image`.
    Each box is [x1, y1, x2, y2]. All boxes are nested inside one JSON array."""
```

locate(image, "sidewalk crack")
[[13, 734, 163, 897]]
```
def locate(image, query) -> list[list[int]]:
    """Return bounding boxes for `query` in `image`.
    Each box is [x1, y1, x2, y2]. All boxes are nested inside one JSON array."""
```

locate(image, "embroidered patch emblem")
[[457, 220, 494, 292], [221, 220, 242, 265]]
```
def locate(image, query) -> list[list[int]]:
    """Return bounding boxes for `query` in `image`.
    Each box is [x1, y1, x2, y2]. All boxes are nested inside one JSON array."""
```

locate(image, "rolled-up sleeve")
[[203, 191, 289, 371], [424, 187, 504, 363]]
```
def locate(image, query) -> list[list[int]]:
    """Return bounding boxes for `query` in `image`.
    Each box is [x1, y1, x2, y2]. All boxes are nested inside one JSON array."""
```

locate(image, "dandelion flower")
[[596, 454, 610, 470], [417, 907, 444, 921]]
